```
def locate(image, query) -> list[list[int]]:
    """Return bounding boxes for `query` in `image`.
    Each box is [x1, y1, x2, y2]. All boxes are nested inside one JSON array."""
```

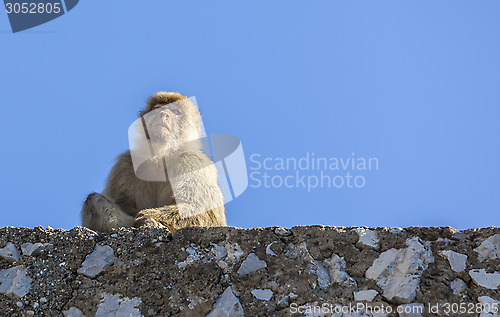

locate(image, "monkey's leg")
[[81, 192, 136, 232]]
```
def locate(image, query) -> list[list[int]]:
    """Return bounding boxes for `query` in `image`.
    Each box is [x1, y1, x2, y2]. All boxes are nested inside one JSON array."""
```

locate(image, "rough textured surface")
[[77, 245, 115, 279], [0, 225, 499, 316]]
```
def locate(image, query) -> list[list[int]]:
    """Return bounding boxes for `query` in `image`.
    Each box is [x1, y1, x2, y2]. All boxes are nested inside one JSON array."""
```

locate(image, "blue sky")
[[1, 1, 499, 230]]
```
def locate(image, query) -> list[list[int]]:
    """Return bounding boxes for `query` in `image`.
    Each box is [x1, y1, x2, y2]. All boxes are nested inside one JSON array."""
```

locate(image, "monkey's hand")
[[135, 204, 219, 233], [135, 206, 179, 232], [134, 214, 166, 229]]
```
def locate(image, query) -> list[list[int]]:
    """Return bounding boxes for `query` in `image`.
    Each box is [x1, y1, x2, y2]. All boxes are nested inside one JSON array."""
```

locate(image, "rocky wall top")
[[0, 225, 499, 316]]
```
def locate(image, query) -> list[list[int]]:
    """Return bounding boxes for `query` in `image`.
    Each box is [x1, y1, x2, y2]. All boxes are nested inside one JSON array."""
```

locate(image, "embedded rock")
[[77, 244, 115, 278], [237, 253, 267, 276], [440, 250, 467, 272], [95, 293, 142, 317], [365, 237, 434, 304], [353, 289, 378, 302], [478, 296, 500, 317], [206, 286, 243, 317], [251, 289, 274, 301], [469, 269, 500, 289], [354, 228, 379, 250], [0, 242, 20, 263], [0, 265, 32, 298], [21, 242, 51, 257], [450, 278, 468, 296], [328, 253, 357, 288], [63, 307, 85, 317], [475, 234, 500, 262]]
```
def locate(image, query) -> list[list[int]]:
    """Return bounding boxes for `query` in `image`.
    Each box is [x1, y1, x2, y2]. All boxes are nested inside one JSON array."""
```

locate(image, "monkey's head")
[[138, 92, 202, 155]]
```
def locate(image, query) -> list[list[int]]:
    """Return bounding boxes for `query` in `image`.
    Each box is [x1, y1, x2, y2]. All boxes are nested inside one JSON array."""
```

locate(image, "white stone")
[[277, 295, 289, 307], [177, 246, 203, 268], [469, 269, 500, 289], [266, 242, 277, 256], [206, 286, 244, 317], [237, 253, 267, 276], [211, 244, 229, 271], [286, 242, 316, 265], [315, 262, 331, 289], [389, 228, 405, 234], [450, 278, 467, 296], [365, 237, 434, 304], [354, 289, 378, 302], [298, 242, 317, 265], [274, 227, 291, 236], [475, 234, 500, 262], [285, 242, 331, 289], [63, 307, 85, 317], [440, 250, 467, 272], [354, 228, 379, 249], [251, 289, 273, 301], [95, 293, 142, 317], [478, 296, 500, 317], [225, 243, 244, 262], [0, 265, 32, 298], [210, 243, 227, 260], [77, 245, 115, 278], [0, 242, 20, 263], [328, 254, 357, 288], [397, 303, 424, 317], [21, 243, 51, 257]]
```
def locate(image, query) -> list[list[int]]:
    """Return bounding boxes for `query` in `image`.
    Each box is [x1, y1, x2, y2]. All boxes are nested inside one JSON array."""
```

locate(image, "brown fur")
[[81, 92, 226, 232]]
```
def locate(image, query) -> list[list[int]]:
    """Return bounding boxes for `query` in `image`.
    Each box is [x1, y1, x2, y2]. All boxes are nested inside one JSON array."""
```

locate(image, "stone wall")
[[0, 225, 499, 316]]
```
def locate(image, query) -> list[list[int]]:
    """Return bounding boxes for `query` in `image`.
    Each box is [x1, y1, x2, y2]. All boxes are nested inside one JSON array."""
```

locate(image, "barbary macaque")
[[81, 92, 226, 232]]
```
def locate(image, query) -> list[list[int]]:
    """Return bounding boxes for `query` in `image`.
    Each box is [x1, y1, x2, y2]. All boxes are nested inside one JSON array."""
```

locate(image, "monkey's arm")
[[135, 152, 226, 232], [102, 152, 140, 216]]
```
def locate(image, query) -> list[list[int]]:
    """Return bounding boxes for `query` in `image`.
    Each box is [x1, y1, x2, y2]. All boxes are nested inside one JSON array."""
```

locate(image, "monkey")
[[81, 92, 226, 233]]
